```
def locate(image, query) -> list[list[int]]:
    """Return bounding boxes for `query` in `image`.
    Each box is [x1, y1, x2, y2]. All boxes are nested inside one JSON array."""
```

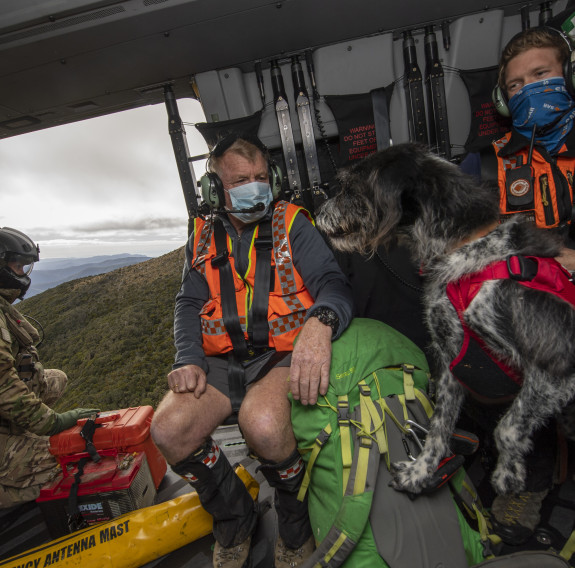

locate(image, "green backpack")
[[291, 318, 486, 568]]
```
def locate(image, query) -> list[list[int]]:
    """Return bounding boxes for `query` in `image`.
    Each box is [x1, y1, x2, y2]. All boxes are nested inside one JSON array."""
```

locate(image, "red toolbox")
[[37, 451, 156, 538], [48, 406, 167, 488]]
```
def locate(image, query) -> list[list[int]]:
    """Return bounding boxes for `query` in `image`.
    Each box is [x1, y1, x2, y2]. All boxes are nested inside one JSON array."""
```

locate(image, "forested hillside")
[[19, 247, 185, 412]]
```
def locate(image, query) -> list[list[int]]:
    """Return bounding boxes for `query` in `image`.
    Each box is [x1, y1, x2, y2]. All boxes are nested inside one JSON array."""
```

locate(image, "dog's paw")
[[389, 460, 431, 494], [491, 463, 526, 495]]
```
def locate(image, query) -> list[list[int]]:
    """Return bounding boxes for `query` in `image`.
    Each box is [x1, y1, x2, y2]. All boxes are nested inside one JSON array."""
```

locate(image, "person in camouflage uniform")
[[0, 227, 97, 508]]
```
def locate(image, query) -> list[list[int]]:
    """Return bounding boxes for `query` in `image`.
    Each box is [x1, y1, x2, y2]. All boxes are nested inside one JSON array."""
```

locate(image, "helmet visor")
[[5, 253, 36, 276]]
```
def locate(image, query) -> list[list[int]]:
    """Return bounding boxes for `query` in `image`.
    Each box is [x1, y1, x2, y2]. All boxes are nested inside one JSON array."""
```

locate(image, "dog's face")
[[317, 143, 500, 261]]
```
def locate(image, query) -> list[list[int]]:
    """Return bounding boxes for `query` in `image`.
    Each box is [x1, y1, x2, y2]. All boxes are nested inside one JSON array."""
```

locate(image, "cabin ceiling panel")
[[0, 0, 557, 139]]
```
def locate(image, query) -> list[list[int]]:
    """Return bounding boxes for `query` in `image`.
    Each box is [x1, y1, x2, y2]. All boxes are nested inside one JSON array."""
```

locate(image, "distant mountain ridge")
[[19, 248, 185, 411], [28, 254, 153, 297]]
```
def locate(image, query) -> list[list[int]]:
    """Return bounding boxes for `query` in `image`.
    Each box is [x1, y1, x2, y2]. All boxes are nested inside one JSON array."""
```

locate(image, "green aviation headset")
[[492, 26, 575, 117], [199, 133, 283, 209]]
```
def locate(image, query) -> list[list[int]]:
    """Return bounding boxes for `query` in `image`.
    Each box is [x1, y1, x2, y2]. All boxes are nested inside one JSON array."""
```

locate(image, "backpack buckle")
[[337, 400, 350, 422]]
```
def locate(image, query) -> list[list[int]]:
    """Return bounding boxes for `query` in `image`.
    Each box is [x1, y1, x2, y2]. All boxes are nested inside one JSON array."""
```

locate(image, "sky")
[[0, 99, 209, 259]]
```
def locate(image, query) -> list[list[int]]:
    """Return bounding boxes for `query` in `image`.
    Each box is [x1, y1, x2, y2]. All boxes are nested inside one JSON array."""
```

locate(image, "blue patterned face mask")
[[509, 77, 575, 154], [226, 181, 272, 224]]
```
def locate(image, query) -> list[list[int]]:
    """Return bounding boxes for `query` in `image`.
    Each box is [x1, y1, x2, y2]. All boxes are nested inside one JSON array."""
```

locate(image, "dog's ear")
[[370, 145, 424, 229]]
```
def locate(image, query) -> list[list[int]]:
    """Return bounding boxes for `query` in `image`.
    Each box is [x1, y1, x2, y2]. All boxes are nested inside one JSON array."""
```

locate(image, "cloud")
[[0, 100, 208, 258], [72, 217, 186, 232]]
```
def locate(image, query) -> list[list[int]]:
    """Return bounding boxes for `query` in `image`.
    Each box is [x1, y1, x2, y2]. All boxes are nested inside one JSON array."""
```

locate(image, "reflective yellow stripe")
[[321, 532, 349, 565], [244, 229, 258, 312]]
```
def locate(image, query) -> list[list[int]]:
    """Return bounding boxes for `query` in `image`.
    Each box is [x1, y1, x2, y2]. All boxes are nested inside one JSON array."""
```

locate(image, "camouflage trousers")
[[0, 369, 67, 509]]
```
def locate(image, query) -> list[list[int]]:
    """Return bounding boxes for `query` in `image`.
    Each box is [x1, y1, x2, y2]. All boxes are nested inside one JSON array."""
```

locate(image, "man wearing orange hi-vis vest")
[[151, 134, 353, 568]]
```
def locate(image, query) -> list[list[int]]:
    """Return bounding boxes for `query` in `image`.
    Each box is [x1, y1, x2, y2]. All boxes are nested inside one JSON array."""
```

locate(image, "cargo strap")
[[67, 418, 101, 532], [402, 31, 429, 145], [271, 60, 303, 200], [292, 56, 320, 188], [67, 456, 90, 532], [424, 27, 451, 159], [291, 55, 327, 215], [80, 417, 101, 464]]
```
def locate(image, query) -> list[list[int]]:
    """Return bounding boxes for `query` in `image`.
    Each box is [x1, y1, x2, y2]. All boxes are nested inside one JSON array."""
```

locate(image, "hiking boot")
[[213, 535, 252, 568], [491, 490, 549, 546], [275, 535, 314, 567]]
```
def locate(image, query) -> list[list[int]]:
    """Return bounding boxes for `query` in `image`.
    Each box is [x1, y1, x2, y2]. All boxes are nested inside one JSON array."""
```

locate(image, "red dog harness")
[[446, 255, 575, 401]]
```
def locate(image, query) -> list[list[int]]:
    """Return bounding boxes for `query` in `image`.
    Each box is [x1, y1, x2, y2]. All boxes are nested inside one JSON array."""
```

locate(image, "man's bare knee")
[[240, 383, 295, 462]]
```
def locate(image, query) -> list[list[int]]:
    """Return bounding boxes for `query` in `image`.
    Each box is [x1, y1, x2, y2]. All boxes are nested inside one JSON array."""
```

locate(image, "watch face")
[[313, 307, 339, 333]]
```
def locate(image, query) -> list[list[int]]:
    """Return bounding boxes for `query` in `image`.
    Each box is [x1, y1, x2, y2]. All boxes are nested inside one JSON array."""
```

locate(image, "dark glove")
[[48, 409, 100, 436]]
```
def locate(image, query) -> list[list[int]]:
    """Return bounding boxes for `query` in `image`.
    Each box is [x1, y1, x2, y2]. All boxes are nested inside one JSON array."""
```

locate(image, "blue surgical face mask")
[[226, 181, 272, 224], [508, 76, 575, 154]]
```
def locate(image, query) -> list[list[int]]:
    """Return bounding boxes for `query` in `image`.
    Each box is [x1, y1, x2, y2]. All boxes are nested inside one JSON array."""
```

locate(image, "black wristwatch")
[[309, 306, 340, 335]]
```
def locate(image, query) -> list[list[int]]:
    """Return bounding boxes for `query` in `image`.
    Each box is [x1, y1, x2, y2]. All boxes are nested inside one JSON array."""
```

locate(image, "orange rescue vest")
[[190, 201, 315, 356], [493, 132, 575, 229]]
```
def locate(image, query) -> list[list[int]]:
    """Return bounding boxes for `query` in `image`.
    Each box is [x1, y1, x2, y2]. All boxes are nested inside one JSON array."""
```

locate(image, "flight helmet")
[[0, 227, 40, 298]]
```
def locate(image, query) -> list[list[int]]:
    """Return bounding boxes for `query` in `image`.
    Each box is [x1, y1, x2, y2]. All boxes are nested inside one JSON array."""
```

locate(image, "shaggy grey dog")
[[317, 143, 575, 497]]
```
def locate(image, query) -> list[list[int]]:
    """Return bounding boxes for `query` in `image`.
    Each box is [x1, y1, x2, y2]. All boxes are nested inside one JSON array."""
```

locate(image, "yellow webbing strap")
[[560, 529, 575, 561], [402, 364, 416, 400], [338, 396, 353, 494], [472, 502, 501, 560], [297, 424, 332, 502], [397, 394, 410, 423], [378, 399, 406, 433], [414, 388, 434, 418], [353, 391, 373, 496], [358, 381, 388, 456], [459, 479, 479, 519], [314, 532, 349, 568], [0, 466, 258, 568]]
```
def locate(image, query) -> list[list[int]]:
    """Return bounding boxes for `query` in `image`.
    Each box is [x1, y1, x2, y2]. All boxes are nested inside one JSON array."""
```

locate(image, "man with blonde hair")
[[152, 134, 353, 567], [462, 25, 575, 270]]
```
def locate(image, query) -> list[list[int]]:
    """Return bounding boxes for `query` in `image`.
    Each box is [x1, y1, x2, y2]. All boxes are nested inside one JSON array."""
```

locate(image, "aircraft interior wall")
[[192, 0, 569, 187]]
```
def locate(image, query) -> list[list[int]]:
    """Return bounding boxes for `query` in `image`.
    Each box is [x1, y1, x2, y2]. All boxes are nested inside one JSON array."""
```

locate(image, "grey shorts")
[[206, 350, 292, 399]]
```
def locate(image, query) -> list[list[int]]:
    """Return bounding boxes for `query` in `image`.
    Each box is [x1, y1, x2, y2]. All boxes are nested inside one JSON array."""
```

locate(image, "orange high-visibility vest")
[[493, 132, 575, 229], [190, 201, 315, 356]]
